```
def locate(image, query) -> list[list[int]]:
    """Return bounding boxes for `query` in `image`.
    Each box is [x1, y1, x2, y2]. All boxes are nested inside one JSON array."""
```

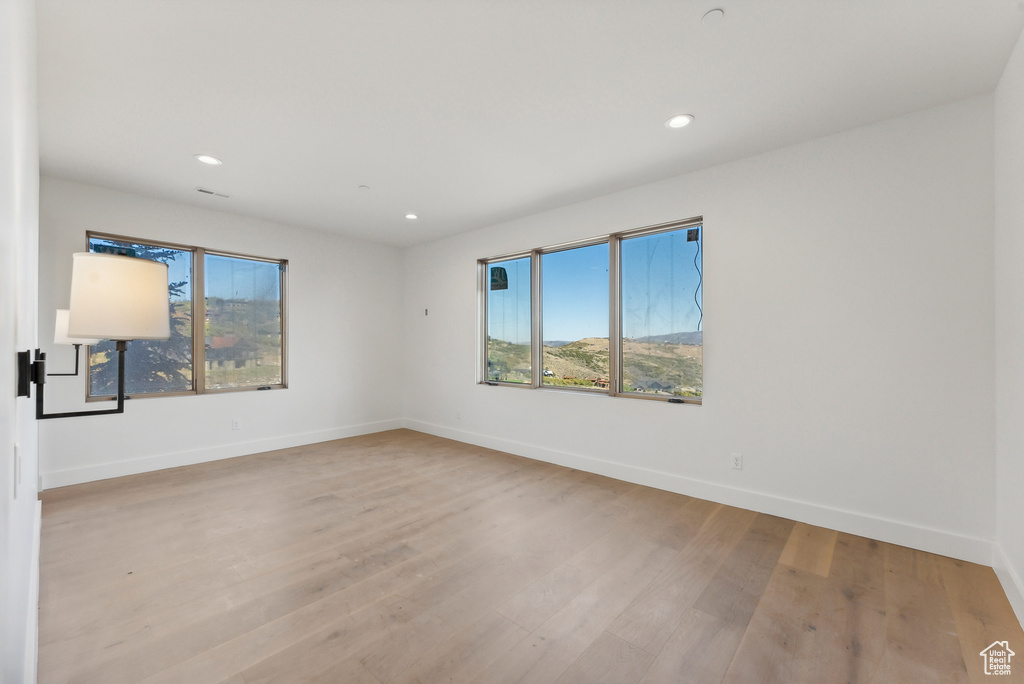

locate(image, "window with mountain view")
[[541, 243, 609, 389], [479, 218, 702, 403], [87, 232, 287, 398], [620, 226, 702, 398], [485, 255, 532, 384]]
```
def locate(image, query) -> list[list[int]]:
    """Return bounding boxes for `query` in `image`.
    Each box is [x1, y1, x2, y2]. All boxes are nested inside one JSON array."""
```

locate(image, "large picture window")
[[479, 218, 702, 404], [87, 232, 287, 399]]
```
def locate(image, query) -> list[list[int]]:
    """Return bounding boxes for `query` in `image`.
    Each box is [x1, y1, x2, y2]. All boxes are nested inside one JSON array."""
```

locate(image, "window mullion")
[[609, 236, 622, 397], [478, 261, 488, 382], [531, 250, 542, 388], [194, 247, 206, 394], [279, 261, 289, 389]]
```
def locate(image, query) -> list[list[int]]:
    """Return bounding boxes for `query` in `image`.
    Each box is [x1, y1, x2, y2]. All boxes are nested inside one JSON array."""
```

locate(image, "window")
[[204, 253, 284, 390], [620, 227, 703, 398], [541, 242, 609, 389], [87, 233, 287, 399], [479, 218, 702, 404], [484, 255, 532, 384], [87, 235, 195, 396]]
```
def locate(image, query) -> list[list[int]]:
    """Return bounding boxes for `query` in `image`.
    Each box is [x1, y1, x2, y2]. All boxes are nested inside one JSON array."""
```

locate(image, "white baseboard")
[[404, 419, 995, 567], [40, 419, 404, 489], [993, 544, 1024, 629]]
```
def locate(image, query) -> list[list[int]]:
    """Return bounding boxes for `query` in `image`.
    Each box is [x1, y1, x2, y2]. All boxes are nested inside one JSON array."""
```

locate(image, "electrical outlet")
[[231, 418, 240, 431], [731, 453, 743, 470]]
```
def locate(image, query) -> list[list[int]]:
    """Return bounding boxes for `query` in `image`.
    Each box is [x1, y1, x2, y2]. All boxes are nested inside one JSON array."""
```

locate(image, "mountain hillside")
[[632, 331, 702, 345], [542, 338, 609, 386], [487, 335, 702, 396], [621, 338, 701, 396]]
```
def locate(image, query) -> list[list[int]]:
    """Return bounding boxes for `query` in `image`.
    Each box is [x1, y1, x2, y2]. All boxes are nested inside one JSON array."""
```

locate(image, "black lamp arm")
[[16, 341, 127, 419], [46, 343, 84, 377]]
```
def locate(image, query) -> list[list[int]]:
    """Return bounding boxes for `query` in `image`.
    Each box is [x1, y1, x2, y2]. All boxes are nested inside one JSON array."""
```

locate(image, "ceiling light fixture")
[[665, 114, 695, 129], [194, 154, 223, 166], [405, 214, 419, 220]]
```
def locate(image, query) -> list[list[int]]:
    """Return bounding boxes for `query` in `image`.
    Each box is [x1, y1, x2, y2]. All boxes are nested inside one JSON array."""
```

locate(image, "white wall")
[[1, 0, 41, 680], [402, 95, 997, 564], [995, 25, 1024, 624], [38, 177, 405, 488]]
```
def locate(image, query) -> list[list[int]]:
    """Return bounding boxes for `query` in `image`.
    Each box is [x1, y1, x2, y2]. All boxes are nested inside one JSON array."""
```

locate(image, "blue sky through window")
[[89, 237, 191, 302], [487, 256, 531, 345], [622, 230, 702, 340], [542, 243, 608, 342], [206, 255, 281, 301], [487, 227, 702, 345]]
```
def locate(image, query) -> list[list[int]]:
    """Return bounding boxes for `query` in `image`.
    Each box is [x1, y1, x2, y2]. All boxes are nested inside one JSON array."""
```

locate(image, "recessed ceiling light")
[[358, 185, 371, 190], [405, 214, 419, 220], [702, 8, 725, 26], [665, 114, 695, 129], [194, 154, 222, 166]]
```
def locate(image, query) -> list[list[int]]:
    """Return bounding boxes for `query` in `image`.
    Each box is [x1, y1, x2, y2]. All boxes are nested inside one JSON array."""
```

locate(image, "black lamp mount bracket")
[[16, 341, 127, 419]]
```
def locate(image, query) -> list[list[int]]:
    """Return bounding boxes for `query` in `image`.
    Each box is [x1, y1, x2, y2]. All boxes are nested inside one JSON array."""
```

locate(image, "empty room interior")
[[6, 0, 1024, 682]]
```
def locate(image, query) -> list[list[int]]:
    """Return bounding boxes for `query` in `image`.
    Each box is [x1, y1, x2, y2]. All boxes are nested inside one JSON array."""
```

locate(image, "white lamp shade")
[[67, 253, 171, 341], [54, 309, 100, 346]]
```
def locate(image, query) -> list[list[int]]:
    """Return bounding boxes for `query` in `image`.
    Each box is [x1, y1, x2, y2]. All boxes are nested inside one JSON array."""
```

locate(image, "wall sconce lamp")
[[16, 252, 170, 419]]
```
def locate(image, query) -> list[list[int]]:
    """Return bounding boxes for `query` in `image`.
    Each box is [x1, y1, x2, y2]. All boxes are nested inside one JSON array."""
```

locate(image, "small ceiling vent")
[[195, 186, 230, 198]]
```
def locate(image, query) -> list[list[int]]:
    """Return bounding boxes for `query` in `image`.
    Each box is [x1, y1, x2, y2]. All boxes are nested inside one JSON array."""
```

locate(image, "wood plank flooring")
[[37, 429, 1024, 683]]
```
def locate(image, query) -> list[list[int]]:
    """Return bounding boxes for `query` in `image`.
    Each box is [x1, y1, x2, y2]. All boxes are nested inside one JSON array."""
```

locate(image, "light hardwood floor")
[[38, 429, 1024, 683]]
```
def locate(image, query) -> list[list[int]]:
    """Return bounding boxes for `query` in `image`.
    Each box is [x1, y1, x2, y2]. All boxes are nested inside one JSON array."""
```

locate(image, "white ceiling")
[[36, 0, 1024, 247]]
